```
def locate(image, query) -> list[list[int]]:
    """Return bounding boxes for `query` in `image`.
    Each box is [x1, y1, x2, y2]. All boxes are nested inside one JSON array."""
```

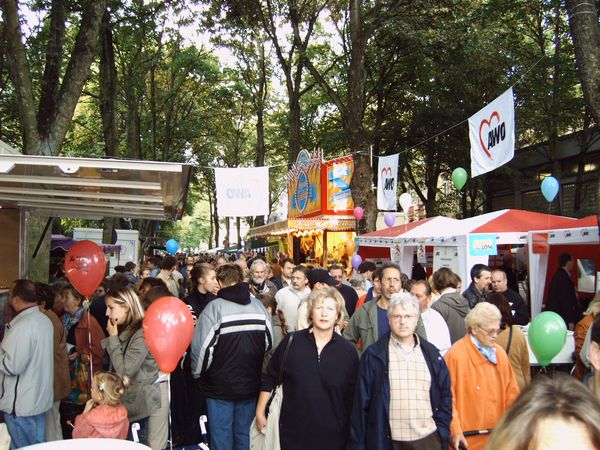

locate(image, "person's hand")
[[83, 399, 95, 414], [451, 433, 468, 449], [81, 353, 90, 363], [107, 318, 119, 336], [568, 322, 575, 331], [68, 351, 79, 361], [255, 413, 267, 433]]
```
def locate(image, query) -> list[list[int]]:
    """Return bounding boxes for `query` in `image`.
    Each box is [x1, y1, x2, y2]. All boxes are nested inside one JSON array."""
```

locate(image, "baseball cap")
[[307, 268, 338, 287]]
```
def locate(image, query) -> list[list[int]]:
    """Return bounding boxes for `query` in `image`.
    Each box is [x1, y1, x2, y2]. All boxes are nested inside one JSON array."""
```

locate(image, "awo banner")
[[469, 87, 515, 177], [377, 153, 399, 210], [215, 167, 269, 217]]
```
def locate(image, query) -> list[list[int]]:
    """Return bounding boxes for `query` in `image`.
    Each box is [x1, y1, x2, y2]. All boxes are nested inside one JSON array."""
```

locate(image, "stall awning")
[[51, 234, 121, 253], [247, 215, 355, 238], [0, 148, 192, 220]]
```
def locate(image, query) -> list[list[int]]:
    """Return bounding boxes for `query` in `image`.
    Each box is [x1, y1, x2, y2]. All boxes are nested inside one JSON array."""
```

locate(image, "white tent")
[[397, 209, 580, 288]]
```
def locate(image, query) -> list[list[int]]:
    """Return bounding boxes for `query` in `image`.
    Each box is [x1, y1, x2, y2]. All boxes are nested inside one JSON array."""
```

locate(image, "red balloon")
[[65, 240, 107, 298], [143, 296, 194, 374]]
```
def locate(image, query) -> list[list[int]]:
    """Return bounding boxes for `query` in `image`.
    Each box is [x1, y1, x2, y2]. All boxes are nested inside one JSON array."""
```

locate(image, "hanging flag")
[[215, 167, 269, 217], [377, 153, 399, 210], [469, 87, 515, 177]]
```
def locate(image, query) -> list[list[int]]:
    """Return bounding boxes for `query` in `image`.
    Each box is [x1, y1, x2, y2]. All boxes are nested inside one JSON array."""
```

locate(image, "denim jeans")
[[206, 397, 257, 450], [5, 412, 46, 449]]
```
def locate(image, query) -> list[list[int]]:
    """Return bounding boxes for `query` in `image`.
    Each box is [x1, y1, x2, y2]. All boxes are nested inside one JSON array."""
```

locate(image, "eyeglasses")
[[382, 277, 401, 284], [477, 326, 501, 337], [390, 314, 416, 322]]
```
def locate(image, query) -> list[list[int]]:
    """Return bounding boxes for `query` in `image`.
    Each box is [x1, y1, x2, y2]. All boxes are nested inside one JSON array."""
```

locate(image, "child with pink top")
[[73, 371, 130, 439]]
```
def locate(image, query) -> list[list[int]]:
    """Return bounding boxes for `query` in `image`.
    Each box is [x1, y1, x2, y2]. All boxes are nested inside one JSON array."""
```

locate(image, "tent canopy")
[[51, 234, 121, 253], [0, 149, 192, 220], [357, 217, 454, 247]]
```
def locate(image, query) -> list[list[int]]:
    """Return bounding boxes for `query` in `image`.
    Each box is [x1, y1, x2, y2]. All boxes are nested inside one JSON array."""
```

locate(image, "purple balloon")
[[351, 254, 363, 270], [384, 212, 395, 228]]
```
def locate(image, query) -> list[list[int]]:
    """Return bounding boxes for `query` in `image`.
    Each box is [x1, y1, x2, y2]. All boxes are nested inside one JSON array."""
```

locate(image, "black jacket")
[[545, 268, 581, 325], [185, 288, 216, 322], [262, 329, 359, 450], [462, 282, 488, 309]]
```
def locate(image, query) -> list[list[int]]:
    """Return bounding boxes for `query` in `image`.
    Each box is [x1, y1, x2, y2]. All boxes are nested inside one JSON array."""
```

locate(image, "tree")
[[1, 0, 107, 155], [565, 0, 600, 125]]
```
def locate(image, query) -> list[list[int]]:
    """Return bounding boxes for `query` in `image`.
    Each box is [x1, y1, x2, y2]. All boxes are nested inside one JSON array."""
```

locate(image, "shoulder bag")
[[250, 332, 295, 450]]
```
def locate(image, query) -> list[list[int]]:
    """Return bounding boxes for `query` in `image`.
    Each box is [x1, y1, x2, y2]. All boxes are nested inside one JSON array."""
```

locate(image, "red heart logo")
[[479, 111, 500, 159], [381, 167, 392, 177]]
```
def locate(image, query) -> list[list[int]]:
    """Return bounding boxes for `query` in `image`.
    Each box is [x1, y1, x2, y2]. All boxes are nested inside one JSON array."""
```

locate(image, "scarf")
[[470, 334, 497, 364], [63, 307, 84, 332]]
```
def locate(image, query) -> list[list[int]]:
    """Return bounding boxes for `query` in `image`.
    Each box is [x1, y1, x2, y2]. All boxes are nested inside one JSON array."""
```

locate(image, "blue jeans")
[[5, 412, 46, 449], [206, 397, 256, 450]]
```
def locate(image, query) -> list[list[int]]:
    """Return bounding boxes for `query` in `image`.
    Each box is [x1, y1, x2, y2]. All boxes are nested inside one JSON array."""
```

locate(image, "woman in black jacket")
[[185, 263, 219, 322], [256, 287, 359, 450]]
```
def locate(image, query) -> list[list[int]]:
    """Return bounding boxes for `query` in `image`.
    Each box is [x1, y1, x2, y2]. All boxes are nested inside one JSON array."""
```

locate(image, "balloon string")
[[86, 300, 93, 389], [167, 373, 173, 450]]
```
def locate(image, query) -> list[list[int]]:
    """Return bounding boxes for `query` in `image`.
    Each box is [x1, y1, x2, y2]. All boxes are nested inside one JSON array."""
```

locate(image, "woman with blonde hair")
[[487, 374, 600, 450], [102, 287, 166, 449], [255, 287, 359, 450]]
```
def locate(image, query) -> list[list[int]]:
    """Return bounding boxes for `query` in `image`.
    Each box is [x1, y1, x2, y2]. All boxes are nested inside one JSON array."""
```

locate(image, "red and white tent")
[[528, 215, 599, 316]]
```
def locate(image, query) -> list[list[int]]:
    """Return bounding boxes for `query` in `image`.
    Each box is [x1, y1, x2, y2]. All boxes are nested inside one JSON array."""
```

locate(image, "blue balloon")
[[165, 239, 179, 255], [541, 176, 559, 203]]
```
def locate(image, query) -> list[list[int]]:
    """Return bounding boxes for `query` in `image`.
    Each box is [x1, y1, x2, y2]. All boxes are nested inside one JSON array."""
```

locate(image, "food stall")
[[247, 150, 357, 267]]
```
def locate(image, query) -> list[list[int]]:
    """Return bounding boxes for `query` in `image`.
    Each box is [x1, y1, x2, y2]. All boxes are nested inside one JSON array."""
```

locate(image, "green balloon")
[[527, 311, 567, 367], [452, 167, 468, 191]]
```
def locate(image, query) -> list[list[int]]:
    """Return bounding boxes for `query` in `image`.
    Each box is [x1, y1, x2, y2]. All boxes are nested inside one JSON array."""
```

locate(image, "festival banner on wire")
[[215, 167, 269, 217], [469, 87, 515, 177], [377, 153, 399, 210]]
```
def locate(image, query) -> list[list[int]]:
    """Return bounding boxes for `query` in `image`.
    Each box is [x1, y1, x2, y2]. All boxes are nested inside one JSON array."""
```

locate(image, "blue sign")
[[469, 234, 498, 256]]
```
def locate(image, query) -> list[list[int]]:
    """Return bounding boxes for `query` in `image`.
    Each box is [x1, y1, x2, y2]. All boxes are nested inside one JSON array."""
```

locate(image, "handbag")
[[250, 332, 295, 450], [66, 354, 91, 405]]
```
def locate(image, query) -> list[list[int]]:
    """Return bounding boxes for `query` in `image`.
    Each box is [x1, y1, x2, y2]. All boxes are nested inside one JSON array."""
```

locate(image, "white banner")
[[215, 167, 269, 217], [377, 153, 399, 210], [469, 87, 515, 177]]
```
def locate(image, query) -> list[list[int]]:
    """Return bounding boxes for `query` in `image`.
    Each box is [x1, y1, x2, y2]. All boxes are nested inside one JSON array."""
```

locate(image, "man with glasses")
[[352, 293, 452, 450], [344, 263, 425, 354], [444, 302, 519, 450]]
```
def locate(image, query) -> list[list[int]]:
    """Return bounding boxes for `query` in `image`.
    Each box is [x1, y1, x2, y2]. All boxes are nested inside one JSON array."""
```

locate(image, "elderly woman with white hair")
[[444, 302, 520, 450], [352, 292, 452, 450]]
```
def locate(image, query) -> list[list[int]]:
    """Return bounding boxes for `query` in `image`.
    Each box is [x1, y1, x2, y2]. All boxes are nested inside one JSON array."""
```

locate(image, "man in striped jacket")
[[191, 263, 273, 450]]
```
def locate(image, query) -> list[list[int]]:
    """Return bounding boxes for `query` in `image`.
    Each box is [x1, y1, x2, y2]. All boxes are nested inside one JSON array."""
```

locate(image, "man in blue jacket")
[[351, 292, 452, 450]]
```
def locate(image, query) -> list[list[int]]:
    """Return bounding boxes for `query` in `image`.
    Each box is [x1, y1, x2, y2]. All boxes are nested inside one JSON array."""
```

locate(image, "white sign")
[[377, 153, 399, 210], [433, 246, 459, 275], [469, 87, 515, 177], [215, 167, 269, 217]]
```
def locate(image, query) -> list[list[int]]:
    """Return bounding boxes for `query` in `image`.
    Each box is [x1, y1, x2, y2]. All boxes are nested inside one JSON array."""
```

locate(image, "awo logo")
[[479, 111, 506, 159], [226, 188, 251, 199], [381, 167, 394, 190]]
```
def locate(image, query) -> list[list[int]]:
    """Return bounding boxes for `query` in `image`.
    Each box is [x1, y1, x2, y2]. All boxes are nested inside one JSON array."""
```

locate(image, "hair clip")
[[99, 382, 105, 392]]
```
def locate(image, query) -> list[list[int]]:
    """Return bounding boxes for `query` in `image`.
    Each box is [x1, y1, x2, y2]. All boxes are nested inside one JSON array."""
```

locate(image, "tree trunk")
[[125, 80, 141, 158], [37, 0, 64, 139], [99, 9, 118, 157], [212, 187, 220, 249], [236, 217, 241, 249], [566, 0, 600, 125], [1, 0, 107, 155]]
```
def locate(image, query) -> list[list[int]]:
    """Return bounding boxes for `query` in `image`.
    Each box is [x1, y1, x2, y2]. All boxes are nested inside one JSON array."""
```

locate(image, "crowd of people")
[[1, 250, 600, 450]]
